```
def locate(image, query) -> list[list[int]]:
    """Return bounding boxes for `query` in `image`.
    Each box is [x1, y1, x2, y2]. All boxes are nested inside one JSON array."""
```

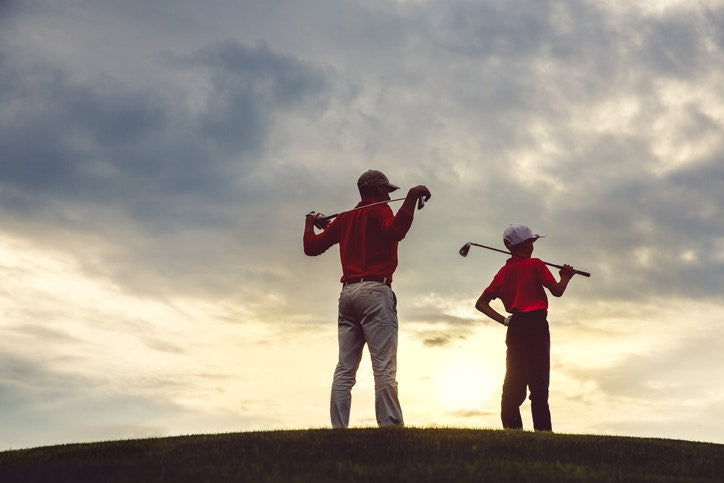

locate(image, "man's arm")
[[384, 185, 432, 240], [303, 214, 337, 256], [397, 185, 431, 217], [475, 292, 509, 326]]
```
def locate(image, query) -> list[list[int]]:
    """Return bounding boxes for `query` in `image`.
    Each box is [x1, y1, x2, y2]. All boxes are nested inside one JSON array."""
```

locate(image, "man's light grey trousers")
[[331, 281, 404, 428]]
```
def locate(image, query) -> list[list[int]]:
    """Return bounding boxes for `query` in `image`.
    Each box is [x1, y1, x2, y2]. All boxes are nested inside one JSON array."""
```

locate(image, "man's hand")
[[408, 185, 431, 209], [400, 185, 431, 214], [306, 211, 330, 230]]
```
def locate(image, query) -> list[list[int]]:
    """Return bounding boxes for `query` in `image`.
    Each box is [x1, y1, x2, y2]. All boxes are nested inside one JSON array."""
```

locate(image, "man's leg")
[[501, 323, 526, 429], [330, 288, 365, 428], [360, 283, 404, 427]]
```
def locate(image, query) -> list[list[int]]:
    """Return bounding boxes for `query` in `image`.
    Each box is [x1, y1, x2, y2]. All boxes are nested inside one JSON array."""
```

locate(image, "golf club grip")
[[543, 261, 591, 278]]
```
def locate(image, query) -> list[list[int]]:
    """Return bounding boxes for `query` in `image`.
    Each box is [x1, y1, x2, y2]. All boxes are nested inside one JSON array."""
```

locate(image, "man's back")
[[304, 201, 413, 283]]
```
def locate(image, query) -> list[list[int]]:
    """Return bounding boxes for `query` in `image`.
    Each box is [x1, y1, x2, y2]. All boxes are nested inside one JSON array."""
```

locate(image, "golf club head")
[[459, 242, 471, 257]]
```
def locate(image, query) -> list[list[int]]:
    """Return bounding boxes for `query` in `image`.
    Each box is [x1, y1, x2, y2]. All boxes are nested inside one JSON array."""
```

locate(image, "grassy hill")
[[0, 428, 721, 482]]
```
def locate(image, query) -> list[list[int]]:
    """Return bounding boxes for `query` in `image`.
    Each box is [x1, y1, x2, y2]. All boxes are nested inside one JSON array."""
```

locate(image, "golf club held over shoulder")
[[459, 242, 591, 277], [315, 194, 428, 224]]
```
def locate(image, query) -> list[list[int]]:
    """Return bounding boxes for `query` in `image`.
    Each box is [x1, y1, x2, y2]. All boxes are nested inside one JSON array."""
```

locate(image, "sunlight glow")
[[436, 354, 496, 411]]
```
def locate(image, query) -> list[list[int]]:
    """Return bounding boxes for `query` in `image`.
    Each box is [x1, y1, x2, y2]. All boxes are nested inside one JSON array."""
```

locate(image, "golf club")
[[459, 242, 591, 277], [317, 195, 427, 223]]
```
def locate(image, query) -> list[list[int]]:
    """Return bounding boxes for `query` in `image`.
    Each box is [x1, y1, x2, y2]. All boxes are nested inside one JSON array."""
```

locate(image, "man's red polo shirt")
[[303, 201, 413, 283]]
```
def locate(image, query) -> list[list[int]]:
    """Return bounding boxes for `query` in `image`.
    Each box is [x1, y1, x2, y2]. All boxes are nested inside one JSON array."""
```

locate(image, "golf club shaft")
[[465, 242, 591, 277], [321, 197, 408, 222]]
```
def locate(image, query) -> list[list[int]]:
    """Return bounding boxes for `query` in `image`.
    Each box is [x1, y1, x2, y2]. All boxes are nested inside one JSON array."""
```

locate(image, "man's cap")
[[357, 170, 400, 192], [503, 224, 545, 247]]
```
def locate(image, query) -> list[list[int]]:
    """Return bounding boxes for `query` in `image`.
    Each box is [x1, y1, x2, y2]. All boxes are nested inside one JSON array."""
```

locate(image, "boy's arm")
[[475, 292, 509, 326], [544, 264, 576, 297]]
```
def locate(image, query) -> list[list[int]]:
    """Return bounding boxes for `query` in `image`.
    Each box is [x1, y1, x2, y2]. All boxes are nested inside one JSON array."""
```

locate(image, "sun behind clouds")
[[436, 354, 497, 412]]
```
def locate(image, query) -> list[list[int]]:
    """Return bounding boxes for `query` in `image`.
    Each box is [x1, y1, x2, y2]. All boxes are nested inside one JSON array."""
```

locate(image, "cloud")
[[0, 351, 281, 450], [165, 39, 329, 156], [446, 408, 498, 420], [0, 353, 180, 448], [0, 36, 335, 299], [0, 38, 329, 210], [416, 330, 468, 348], [578, 330, 724, 400], [1, 0, 723, 447], [3, 0, 721, 304]]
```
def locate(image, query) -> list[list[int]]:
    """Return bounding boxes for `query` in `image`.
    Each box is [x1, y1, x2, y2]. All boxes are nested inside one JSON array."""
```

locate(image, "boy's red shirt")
[[303, 202, 413, 283], [483, 257, 557, 314]]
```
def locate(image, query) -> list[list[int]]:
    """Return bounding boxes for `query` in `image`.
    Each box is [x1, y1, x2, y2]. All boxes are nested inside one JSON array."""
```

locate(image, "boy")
[[475, 224, 576, 431]]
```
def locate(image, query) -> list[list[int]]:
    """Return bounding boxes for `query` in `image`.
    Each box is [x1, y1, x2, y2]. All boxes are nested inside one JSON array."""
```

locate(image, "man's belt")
[[343, 275, 392, 287]]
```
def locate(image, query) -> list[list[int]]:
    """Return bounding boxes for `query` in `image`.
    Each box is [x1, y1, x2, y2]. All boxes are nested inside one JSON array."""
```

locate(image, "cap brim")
[[385, 183, 400, 192], [507, 235, 545, 247]]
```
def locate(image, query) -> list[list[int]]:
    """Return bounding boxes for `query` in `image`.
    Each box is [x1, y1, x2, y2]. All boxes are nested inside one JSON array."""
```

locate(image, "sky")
[[1, 0, 723, 450]]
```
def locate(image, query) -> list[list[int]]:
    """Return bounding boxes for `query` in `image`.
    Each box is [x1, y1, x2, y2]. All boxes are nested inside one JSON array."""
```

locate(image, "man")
[[303, 170, 431, 428]]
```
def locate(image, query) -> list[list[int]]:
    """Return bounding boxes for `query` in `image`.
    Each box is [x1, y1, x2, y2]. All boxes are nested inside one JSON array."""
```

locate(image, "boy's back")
[[485, 257, 556, 315]]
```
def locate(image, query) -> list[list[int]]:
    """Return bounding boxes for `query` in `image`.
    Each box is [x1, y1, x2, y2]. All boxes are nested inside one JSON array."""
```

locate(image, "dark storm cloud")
[[0, 39, 328, 224], [0, 37, 332, 297], [166, 40, 329, 155], [0, 0, 19, 18], [0, 61, 165, 196]]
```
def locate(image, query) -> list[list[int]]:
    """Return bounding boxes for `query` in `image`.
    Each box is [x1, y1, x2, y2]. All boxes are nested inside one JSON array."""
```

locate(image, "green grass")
[[0, 428, 721, 482]]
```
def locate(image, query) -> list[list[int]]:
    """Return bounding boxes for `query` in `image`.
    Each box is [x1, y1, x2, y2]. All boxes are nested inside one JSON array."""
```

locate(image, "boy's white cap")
[[504, 224, 544, 246]]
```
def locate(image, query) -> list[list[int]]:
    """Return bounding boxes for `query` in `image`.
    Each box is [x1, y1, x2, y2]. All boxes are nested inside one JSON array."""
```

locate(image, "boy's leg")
[[360, 283, 404, 427], [527, 322, 552, 431], [501, 324, 526, 429], [331, 287, 366, 428]]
